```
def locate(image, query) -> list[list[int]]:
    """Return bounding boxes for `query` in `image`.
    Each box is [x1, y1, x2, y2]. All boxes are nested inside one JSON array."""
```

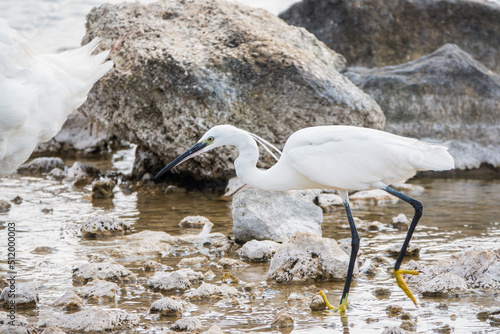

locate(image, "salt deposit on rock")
[[268, 232, 354, 282], [408, 248, 500, 296], [42, 307, 139, 332], [72, 260, 136, 284]]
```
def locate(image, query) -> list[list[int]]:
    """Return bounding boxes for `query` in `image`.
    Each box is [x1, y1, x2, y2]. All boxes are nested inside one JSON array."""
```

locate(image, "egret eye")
[[207, 136, 214, 143]]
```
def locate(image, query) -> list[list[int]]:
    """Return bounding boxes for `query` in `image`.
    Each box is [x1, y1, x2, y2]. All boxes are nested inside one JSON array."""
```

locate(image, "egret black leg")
[[340, 198, 360, 307], [384, 185, 422, 305], [319, 197, 359, 312]]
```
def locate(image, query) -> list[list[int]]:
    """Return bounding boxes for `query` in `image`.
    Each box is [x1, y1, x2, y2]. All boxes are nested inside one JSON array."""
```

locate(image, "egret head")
[[154, 125, 239, 179]]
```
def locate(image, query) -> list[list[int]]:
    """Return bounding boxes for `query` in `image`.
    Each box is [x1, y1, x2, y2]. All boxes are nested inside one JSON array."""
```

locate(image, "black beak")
[[155, 141, 208, 179]]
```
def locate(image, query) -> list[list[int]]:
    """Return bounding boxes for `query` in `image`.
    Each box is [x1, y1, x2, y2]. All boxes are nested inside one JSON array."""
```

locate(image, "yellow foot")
[[393, 269, 419, 305], [319, 290, 347, 312]]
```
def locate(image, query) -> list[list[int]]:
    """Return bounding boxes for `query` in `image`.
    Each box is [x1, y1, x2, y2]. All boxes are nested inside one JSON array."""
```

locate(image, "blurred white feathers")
[[0, 19, 112, 177]]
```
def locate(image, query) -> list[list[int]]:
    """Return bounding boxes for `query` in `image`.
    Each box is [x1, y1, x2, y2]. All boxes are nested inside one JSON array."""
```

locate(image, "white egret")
[[156, 124, 454, 311], [0, 19, 112, 178]]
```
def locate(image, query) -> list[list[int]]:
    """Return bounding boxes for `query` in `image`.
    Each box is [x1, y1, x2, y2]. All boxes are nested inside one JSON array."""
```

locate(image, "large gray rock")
[[80, 0, 384, 182], [232, 189, 323, 242], [345, 44, 500, 170], [408, 248, 500, 296], [268, 232, 354, 282], [34, 111, 117, 157], [42, 307, 139, 332], [280, 0, 500, 72]]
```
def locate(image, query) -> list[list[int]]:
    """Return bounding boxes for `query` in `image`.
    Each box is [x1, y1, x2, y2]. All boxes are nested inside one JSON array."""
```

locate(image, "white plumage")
[[156, 124, 455, 311], [0, 19, 112, 177], [162, 124, 454, 192]]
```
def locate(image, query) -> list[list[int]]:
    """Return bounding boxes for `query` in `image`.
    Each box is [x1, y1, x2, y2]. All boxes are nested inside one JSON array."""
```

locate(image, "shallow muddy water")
[[0, 148, 499, 333]]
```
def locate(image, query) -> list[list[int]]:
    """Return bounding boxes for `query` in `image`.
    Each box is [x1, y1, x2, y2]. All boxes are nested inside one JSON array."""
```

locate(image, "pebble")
[[54, 291, 84, 310], [91, 179, 115, 199], [0, 200, 11, 213], [386, 305, 403, 317], [270, 310, 294, 330], [309, 294, 326, 310], [179, 215, 212, 228], [171, 317, 204, 332], [391, 213, 410, 230], [80, 215, 131, 238], [150, 296, 188, 316]]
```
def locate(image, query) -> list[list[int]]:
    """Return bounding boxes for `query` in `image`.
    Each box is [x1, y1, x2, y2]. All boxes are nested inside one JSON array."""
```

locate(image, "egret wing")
[[286, 130, 422, 190]]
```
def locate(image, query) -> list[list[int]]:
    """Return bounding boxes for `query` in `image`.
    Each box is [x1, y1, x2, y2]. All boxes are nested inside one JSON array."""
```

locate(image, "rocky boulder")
[[232, 189, 323, 242], [80, 0, 384, 182], [268, 232, 354, 282], [280, 0, 500, 72], [408, 248, 500, 296], [42, 307, 139, 333], [345, 44, 500, 170]]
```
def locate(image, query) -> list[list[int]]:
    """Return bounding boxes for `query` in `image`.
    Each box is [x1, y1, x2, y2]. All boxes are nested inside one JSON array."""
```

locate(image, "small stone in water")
[[218, 258, 249, 269], [381, 327, 407, 334], [221, 272, 239, 284], [373, 287, 391, 297], [310, 294, 326, 310], [143, 260, 162, 271], [11, 195, 22, 204], [48, 167, 66, 180], [171, 317, 204, 332], [201, 325, 224, 334], [270, 310, 294, 330], [387, 243, 420, 257], [42, 208, 53, 214], [91, 179, 115, 199], [178, 256, 210, 268], [391, 213, 410, 230], [386, 305, 403, 317], [179, 215, 212, 228], [0, 200, 11, 213], [80, 215, 131, 238], [437, 302, 449, 310], [204, 270, 216, 280], [433, 323, 453, 334], [150, 296, 187, 317], [400, 320, 417, 331], [54, 291, 84, 311]]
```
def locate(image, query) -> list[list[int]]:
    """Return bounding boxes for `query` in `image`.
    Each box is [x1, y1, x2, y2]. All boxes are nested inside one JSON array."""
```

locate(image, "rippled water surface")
[[0, 147, 499, 333]]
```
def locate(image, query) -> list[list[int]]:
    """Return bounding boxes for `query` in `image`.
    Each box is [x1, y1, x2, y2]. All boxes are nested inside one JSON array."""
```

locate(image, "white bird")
[[0, 19, 112, 178], [156, 124, 454, 312]]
